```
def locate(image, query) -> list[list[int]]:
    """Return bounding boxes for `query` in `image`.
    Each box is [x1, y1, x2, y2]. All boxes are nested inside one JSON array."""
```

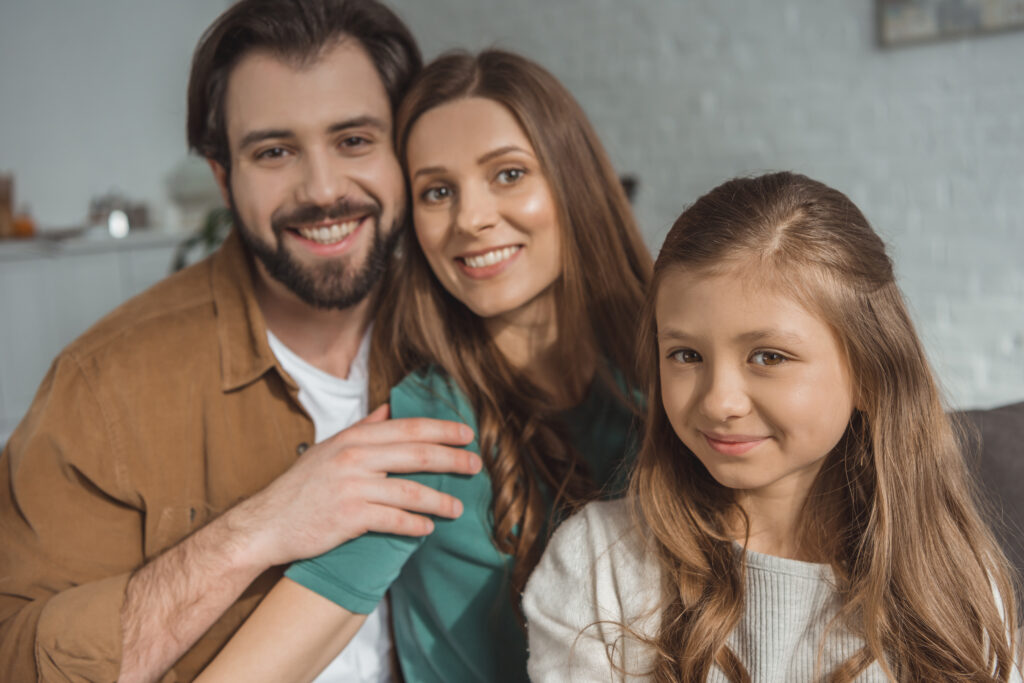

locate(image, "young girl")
[[198, 50, 650, 682], [524, 172, 1021, 682]]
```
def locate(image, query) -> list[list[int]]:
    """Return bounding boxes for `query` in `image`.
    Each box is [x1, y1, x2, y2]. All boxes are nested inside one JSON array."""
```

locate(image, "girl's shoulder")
[[390, 366, 477, 429], [546, 498, 652, 578]]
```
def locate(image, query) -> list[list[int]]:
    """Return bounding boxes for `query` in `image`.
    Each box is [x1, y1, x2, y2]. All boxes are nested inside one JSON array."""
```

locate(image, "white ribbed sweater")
[[524, 498, 1021, 683]]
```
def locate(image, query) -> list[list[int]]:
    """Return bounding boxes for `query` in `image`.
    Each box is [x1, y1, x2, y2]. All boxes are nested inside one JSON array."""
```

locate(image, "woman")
[[198, 49, 652, 683]]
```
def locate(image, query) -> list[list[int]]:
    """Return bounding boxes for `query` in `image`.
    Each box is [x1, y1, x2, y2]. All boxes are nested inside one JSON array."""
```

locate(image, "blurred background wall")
[[0, 0, 1021, 443]]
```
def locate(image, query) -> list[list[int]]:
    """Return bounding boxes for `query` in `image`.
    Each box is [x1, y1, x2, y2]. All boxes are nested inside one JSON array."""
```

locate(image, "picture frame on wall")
[[878, 0, 1024, 46]]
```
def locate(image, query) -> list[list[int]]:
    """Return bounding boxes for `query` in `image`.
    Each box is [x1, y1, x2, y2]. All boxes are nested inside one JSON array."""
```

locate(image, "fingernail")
[[461, 425, 474, 441]]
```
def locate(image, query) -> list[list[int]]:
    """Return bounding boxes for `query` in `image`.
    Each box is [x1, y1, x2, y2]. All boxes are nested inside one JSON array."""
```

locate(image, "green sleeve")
[[285, 369, 477, 614]]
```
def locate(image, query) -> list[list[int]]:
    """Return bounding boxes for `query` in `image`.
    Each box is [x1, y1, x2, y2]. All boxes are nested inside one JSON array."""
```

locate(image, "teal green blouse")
[[285, 368, 638, 683]]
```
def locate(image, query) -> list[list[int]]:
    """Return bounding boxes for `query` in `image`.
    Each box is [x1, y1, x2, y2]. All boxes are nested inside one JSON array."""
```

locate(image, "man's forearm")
[[118, 508, 266, 683]]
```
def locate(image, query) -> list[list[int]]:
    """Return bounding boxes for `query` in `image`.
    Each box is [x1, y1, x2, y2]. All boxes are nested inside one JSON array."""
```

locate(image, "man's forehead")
[[223, 40, 392, 142]]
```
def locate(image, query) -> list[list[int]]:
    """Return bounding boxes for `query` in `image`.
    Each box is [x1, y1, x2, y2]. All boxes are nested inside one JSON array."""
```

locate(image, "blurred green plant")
[[172, 206, 232, 271]]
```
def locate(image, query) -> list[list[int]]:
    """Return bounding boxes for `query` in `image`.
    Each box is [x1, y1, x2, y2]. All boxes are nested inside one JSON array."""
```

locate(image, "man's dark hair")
[[187, 0, 421, 168]]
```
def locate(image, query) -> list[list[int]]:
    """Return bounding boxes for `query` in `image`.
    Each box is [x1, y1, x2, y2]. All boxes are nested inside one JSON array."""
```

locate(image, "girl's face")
[[655, 265, 856, 505], [405, 96, 562, 324]]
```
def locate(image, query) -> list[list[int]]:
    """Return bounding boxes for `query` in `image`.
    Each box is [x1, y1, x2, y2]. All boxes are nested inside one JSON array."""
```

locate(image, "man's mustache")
[[271, 198, 381, 233]]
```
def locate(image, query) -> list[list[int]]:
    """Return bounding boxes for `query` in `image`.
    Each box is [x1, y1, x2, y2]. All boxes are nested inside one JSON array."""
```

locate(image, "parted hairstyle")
[[367, 50, 652, 612], [186, 0, 421, 168], [629, 171, 1019, 681]]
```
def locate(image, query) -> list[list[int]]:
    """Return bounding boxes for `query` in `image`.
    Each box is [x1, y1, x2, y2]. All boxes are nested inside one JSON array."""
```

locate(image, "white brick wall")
[[390, 0, 1024, 409]]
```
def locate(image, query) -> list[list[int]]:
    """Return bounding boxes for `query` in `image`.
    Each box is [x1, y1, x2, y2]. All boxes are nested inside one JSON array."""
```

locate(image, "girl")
[[524, 172, 1021, 682], [199, 50, 650, 682]]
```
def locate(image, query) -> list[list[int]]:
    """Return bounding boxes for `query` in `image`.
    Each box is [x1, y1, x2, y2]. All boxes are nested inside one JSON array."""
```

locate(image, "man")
[[0, 1, 480, 681]]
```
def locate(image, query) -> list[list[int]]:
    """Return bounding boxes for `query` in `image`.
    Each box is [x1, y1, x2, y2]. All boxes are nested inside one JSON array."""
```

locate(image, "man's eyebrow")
[[238, 128, 294, 150], [327, 115, 388, 134], [237, 116, 389, 151]]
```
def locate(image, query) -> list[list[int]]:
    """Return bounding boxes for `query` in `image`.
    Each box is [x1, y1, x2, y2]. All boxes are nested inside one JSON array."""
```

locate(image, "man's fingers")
[[357, 403, 390, 425], [336, 416, 474, 448], [361, 504, 437, 537], [359, 478, 464, 519], [341, 443, 482, 477]]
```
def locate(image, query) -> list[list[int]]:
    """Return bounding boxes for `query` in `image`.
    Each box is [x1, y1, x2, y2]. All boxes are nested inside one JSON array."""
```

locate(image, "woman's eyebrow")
[[477, 145, 530, 165]]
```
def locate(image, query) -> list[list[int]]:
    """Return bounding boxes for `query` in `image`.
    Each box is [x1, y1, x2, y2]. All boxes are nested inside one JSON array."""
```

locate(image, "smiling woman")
[[197, 50, 651, 683]]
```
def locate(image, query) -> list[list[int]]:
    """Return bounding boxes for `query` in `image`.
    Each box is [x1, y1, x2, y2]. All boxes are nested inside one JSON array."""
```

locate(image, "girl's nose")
[[697, 366, 751, 423]]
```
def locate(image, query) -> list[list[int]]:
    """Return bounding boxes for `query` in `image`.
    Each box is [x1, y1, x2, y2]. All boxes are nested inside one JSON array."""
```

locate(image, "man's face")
[[212, 38, 405, 310]]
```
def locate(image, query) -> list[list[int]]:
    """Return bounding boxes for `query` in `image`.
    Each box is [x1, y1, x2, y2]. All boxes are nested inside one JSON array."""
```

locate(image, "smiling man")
[[0, 2, 481, 682]]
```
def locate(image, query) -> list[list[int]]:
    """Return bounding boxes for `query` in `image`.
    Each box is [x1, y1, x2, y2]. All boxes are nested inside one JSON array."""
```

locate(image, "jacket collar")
[[209, 230, 298, 393]]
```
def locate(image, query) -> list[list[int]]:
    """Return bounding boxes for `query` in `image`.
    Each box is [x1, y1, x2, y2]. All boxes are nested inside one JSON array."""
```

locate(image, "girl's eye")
[[750, 351, 787, 366], [496, 168, 525, 184], [420, 185, 452, 203], [669, 349, 702, 364]]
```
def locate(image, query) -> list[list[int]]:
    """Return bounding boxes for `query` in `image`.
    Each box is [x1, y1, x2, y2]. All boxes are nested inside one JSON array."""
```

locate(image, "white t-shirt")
[[267, 329, 394, 683]]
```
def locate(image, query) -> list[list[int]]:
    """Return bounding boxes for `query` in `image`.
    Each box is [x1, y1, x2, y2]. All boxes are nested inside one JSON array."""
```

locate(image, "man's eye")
[[496, 168, 525, 184], [669, 349, 701, 364], [256, 147, 288, 160], [750, 351, 787, 366], [340, 136, 369, 148], [421, 186, 452, 203]]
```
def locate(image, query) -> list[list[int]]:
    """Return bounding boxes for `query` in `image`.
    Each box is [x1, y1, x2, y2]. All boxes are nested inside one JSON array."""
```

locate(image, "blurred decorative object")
[[13, 205, 36, 239], [168, 156, 224, 234], [879, 0, 1024, 46], [619, 175, 639, 204], [172, 206, 232, 271], [88, 192, 150, 237], [0, 174, 13, 239]]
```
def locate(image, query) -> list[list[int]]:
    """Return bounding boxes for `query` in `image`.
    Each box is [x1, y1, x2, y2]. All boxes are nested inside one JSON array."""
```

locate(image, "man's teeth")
[[297, 220, 359, 244], [462, 246, 521, 269]]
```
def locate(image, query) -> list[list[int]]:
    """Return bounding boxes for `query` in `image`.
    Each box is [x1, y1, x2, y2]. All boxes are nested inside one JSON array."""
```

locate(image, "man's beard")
[[229, 190, 403, 311]]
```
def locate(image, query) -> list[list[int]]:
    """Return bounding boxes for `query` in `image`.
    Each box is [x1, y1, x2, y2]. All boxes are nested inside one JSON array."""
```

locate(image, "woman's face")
[[405, 96, 562, 324]]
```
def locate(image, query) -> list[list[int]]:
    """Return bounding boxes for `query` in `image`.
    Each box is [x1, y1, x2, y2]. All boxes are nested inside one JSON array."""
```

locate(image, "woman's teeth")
[[462, 245, 521, 269], [297, 220, 359, 244]]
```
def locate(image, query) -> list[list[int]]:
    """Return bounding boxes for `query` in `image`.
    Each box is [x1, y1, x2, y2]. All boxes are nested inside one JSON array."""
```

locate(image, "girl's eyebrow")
[[657, 328, 805, 345], [735, 329, 805, 346]]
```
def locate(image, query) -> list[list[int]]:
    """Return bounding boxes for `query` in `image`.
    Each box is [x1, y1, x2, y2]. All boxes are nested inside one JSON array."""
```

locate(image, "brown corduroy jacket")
[[0, 231, 314, 681]]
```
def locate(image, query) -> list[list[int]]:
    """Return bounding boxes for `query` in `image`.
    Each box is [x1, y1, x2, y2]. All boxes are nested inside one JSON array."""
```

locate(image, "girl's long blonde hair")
[[369, 50, 651, 613], [631, 172, 1018, 681]]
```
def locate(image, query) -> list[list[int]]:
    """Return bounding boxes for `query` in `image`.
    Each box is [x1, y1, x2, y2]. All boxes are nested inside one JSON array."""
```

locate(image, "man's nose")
[[298, 149, 348, 207], [697, 364, 751, 423]]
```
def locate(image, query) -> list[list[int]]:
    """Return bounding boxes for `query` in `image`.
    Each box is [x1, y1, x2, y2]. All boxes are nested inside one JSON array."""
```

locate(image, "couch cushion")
[[960, 401, 1024, 582]]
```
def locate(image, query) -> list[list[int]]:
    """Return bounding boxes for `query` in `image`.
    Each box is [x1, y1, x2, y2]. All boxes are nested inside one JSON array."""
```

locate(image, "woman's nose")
[[454, 183, 497, 234]]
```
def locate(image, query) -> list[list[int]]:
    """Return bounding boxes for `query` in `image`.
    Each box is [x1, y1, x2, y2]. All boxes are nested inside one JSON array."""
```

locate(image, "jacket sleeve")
[[0, 353, 144, 682]]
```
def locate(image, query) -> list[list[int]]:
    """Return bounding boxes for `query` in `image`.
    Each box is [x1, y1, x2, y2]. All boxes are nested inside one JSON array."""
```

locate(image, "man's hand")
[[227, 403, 480, 569], [118, 406, 478, 683]]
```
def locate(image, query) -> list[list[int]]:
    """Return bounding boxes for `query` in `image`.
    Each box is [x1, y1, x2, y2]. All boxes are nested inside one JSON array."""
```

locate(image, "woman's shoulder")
[[389, 367, 476, 427]]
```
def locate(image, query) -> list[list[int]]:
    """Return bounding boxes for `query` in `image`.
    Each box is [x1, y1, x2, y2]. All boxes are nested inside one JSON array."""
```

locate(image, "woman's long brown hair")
[[368, 50, 651, 613], [629, 172, 1018, 681]]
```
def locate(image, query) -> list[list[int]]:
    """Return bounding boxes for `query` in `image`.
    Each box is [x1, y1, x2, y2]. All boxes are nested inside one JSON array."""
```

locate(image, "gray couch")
[[962, 401, 1024, 581]]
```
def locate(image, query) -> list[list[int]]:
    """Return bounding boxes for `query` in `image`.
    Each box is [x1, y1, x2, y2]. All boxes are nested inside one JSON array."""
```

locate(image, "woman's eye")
[[420, 186, 452, 203], [669, 349, 701, 364], [750, 351, 787, 366], [496, 168, 525, 184]]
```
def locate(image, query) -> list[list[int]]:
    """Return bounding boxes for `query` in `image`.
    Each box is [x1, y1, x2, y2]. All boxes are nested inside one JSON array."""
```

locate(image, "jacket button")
[[296, 442, 309, 455]]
